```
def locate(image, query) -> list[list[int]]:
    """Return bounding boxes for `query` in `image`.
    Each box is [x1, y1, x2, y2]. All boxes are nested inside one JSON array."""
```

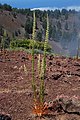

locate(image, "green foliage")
[[38, 54, 41, 77], [44, 14, 49, 67], [0, 3, 78, 43], [40, 58, 45, 103], [65, 13, 68, 20], [76, 36, 80, 59], [14, 31, 18, 37], [10, 39, 51, 52], [0, 30, 8, 50], [25, 17, 33, 35], [36, 30, 43, 41], [28, 12, 50, 107], [12, 12, 17, 18], [50, 25, 57, 39], [0, 26, 4, 36], [53, 9, 61, 19], [65, 22, 69, 30], [0, 3, 12, 11], [42, 18, 47, 30], [40, 14, 49, 104], [13, 8, 32, 16], [61, 9, 68, 15], [62, 31, 71, 40], [32, 11, 36, 101], [57, 21, 62, 30]]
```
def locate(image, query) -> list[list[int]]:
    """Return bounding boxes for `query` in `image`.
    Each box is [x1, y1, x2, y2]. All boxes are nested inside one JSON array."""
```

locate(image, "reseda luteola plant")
[[40, 14, 49, 104], [32, 11, 49, 116], [32, 11, 36, 101]]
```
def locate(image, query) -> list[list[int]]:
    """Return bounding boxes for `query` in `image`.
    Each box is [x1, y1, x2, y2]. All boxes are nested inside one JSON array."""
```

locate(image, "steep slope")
[[0, 10, 26, 38], [0, 7, 80, 56]]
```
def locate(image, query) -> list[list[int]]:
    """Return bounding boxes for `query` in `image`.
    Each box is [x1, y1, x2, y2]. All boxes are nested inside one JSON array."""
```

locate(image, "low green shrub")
[[10, 39, 51, 52]]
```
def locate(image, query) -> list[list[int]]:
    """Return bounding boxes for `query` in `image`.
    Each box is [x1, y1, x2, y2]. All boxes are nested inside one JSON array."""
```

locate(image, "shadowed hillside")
[[0, 4, 80, 56]]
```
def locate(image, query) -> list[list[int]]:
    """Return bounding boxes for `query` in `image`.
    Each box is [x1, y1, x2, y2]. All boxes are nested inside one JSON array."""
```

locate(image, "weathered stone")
[[74, 62, 80, 67], [0, 114, 11, 120], [48, 62, 53, 66], [51, 72, 62, 80]]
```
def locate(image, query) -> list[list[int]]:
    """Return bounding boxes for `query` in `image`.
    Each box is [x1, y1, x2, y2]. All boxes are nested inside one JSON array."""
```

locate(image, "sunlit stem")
[[32, 11, 36, 101]]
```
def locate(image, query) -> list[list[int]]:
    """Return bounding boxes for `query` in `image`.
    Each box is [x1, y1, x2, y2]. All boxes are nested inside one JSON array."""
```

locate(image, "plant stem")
[[44, 14, 49, 73], [40, 58, 44, 104], [32, 11, 36, 101], [40, 14, 49, 104]]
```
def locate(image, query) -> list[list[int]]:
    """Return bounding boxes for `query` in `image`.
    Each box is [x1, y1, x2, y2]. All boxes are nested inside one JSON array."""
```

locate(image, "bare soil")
[[0, 50, 80, 120]]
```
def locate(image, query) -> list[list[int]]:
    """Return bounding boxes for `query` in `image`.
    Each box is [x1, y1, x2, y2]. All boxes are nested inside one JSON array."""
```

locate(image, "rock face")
[[57, 96, 80, 114], [37, 96, 80, 120]]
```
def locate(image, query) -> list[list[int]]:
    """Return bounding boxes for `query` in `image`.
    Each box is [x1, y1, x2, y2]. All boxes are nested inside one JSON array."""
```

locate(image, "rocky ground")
[[0, 50, 80, 120]]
